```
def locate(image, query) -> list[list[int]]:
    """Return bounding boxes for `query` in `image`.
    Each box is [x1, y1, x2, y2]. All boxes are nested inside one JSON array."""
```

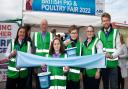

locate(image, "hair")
[[86, 25, 95, 31], [14, 26, 28, 45], [68, 25, 78, 33], [25, 24, 31, 32], [120, 34, 125, 44], [101, 12, 111, 20], [49, 37, 65, 55]]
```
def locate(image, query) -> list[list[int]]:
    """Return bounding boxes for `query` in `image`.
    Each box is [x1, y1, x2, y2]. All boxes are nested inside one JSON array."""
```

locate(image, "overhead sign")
[[25, 0, 104, 15]]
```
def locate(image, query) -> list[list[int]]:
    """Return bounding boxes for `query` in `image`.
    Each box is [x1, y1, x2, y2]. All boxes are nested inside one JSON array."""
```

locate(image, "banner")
[[25, 0, 104, 15], [0, 22, 19, 82], [0, 22, 19, 58], [0, 64, 8, 82], [16, 51, 106, 69]]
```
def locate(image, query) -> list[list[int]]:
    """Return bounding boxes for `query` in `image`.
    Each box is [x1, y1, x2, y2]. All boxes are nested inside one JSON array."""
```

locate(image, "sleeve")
[[96, 40, 104, 54], [112, 32, 122, 58], [5, 43, 11, 57], [119, 45, 128, 59]]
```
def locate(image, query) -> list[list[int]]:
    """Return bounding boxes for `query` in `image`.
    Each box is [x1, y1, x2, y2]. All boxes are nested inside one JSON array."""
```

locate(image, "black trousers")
[[26, 68, 33, 89], [66, 80, 80, 89], [118, 67, 124, 89], [101, 68, 118, 89], [6, 77, 27, 89], [83, 75, 100, 89]]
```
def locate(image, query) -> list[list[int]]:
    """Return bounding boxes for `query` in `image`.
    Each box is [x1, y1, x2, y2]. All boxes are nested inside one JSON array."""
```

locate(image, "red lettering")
[[0, 25, 12, 30], [0, 31, 12, 37]]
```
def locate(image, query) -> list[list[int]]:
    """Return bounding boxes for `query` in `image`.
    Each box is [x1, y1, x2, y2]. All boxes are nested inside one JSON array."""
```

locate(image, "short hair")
[[40, 18, 48, 28], [68, 25, 78, 33], [49, 37, 65, 55], [101, 12, 111, 20], [86, 25, 95, 31]]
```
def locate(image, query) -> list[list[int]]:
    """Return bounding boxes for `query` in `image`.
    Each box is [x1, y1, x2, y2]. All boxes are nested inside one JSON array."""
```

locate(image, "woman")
[[0, 26, 31, 89], [48, 37, 67, 89], [82, 25, 103, 89]]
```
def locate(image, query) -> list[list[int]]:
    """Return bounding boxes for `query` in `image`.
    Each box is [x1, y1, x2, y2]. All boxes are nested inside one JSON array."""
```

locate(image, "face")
[[70, 29, 78, 40], [53, 39, 61, 52], [102, 17, 111, 29], [86, 27, 94, 39], [18, 28, 26, 40], [41, 20, 48, 32]]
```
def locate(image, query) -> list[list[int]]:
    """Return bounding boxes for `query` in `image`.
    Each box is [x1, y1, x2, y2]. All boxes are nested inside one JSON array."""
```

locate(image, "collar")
[[42, 31, 47, 36], [104, 27, 111, 32], [18, 39, 22, 45]]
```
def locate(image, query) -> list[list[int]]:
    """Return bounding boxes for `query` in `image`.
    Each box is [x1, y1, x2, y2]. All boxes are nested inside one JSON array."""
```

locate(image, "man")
[[33, 18, 53, 89], [97, 12, 121, 89], [82, 25, 103, 89]]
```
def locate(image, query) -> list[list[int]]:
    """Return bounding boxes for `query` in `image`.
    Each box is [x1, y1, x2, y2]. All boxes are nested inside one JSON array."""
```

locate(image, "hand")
[[9, 50, 17, 58], [105, 53, 111, 58], [105, 53, 113, 59], [16, 67, 21, 70], [41, 64, 47, 72], [95, 70, 100, 79], [64, 66, 69, 72], [64, 39, 71, 46]]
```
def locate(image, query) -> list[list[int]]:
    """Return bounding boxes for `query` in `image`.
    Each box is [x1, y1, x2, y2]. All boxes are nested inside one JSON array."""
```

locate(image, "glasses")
[[86, 31, 94, 33], [71, 32, 77, 34]]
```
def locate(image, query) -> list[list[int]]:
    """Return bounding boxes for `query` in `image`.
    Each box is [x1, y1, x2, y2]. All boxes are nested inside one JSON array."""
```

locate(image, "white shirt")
[[96, 40, 104, 54], [5, 39, 31, 57]]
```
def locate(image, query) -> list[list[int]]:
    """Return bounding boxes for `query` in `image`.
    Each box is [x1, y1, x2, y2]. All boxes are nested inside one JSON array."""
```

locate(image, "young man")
[[97, 12, 121, 89]]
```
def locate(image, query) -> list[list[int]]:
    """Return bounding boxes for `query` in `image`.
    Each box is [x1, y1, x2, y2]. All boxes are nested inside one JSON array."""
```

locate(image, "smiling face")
[[53, 39, 61, 53], [86, 26, 95, 39], [41, 19, 48, 32], [70, 29, 78, 40], [18, 28, 26, 40], [102, 17, 111, 29]]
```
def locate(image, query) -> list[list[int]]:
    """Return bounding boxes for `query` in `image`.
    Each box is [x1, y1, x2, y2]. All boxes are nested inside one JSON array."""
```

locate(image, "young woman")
[[48, 37, 67, 89], [64, 25, 81, 89], [0, 26, 31, 89]]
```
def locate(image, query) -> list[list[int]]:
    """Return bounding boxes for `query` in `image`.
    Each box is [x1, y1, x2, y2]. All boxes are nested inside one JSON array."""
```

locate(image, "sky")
[[105, 0, 128, 23], [0, 0, 128, 24]]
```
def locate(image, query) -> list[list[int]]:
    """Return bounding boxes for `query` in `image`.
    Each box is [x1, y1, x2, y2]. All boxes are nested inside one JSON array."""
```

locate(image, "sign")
[[0, 23, 18, 55], [0, 22, 19, 82], [25, 0, 104, 15], [0, 64, 8, 82]]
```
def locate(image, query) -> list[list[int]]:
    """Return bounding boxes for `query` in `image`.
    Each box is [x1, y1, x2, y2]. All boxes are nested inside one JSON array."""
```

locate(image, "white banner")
[[0, 22, 19, 59], [0, 22, 19, 82]]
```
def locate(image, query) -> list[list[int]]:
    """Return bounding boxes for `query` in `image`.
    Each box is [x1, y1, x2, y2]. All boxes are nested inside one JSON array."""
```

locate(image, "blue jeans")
[[101, 68, 118, 89]]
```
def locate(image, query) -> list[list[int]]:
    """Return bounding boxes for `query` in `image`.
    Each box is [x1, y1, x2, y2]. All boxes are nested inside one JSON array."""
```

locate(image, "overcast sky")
[[0, 0, 127, 23]]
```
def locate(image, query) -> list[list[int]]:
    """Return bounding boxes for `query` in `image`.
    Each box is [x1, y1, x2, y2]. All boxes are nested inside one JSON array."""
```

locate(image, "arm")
[[0, 58, 9, 64], [112, 32, 122, 58], [0, 43, 11, 64], [119, 45, 128, 59], [95, 40, 103, 79], [96, 40, 104, 54]]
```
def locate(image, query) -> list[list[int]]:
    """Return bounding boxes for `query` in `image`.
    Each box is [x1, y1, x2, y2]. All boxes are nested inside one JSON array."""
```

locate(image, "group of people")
[[0, 12, 128, 89]]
